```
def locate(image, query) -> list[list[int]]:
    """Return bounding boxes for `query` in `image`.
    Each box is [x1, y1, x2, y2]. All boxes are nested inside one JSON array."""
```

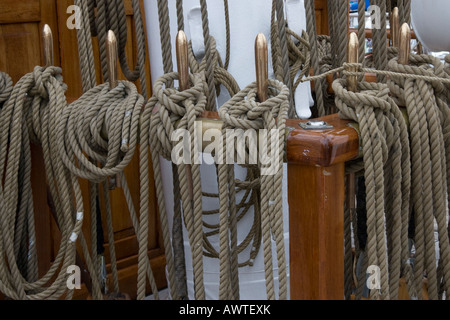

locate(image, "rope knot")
[[220, 79, 289, 130], [148, 72, 207, 160], [153, 72, 206, 120], [28, 66, 65, 99], [388, 55, 448, 98]]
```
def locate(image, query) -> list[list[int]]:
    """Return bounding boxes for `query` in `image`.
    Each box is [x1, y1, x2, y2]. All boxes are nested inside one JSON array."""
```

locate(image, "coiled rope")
[[370, 0, 388, 82], [146, 72, 207, 300], [0, 66, 101, 300], [388, 54, 450, 300], [155, 1, 269, 300], [333, 78, 412, 300], [218, 79, 289, 300], [0, 71, 12, 108], [57, 80, 159, 300]]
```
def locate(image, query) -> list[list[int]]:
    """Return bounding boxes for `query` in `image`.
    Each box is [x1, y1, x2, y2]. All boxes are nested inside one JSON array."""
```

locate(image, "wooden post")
[[286, 114, 359, 300]]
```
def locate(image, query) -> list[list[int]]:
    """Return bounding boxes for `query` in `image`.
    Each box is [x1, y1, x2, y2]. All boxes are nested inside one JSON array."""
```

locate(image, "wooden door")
[[0, 0, 166, 300]]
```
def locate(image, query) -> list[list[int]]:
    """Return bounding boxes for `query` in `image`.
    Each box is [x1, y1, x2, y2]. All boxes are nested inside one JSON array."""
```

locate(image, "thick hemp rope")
[[57, 80, 160, 300], [370, 0, 388, 82], [333, 78, 412, 300], [146, 72, 207, 300], [0, 66, 103, 300], [218, 79, 289, 300], [155, 0, 244, 300], [74, 0, 158, 299], [305, 0, 326, 117], [269, 0, 295, 118], [87, 0, 148, 99], [388, 54, 450, 300], [75, 0, 97, 93], [147, 67, 289, 300], [270, 0, 311, 119]]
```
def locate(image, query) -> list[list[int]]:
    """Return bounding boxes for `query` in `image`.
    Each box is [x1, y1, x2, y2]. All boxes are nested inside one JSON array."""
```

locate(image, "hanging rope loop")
[[58, 81, 142, 183], [333, 76, 412, 300], [387, 52, 450, 300], [0, 65, 92, 300]]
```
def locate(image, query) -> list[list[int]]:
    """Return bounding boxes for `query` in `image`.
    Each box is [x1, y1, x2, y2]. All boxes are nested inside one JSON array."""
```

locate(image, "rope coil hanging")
[[218, 78, 290, 300], [0, 66, 98, 300], [387, 53, 450, 300], [146, 71, 207, 300], [333, 78, 413, 300], [58, 79, 160, 300], [0, 72, 12, 107], [83, 0, 148, 99]]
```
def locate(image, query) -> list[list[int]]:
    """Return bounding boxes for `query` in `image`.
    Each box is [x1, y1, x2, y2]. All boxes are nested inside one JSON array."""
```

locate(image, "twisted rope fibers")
[[87, 0, 148, 99], [333, 78, 412, 300], [0, 67, 102, 300], [388, 54, 450, 300], [146, 72, 207, 300], [218, 79, 289, 300], [270, 2, 311, 118], [58, 80, 159, 300]]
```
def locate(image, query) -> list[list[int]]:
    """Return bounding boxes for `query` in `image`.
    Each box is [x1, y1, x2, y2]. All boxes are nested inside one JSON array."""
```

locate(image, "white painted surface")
[[411, 0, 450, 52]]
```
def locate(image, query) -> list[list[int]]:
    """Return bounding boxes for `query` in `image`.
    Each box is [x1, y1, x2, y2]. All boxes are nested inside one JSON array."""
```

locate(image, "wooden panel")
[[289, 162, 345, 300], [0, 0, 41, 24], [0, 23, 41, 82], [72, 252, 167, 300]]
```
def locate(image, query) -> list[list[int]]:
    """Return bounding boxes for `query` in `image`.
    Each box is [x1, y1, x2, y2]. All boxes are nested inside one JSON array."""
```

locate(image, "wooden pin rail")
[[287, 114, 359, 300]]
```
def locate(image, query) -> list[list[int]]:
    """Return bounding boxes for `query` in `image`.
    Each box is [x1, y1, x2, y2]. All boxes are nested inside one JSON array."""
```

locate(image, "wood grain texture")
[[288, 162, 345, 300], [0, 0, 41, 24]]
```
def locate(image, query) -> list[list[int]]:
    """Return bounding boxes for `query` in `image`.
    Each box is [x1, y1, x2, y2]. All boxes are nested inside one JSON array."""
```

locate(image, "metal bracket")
[[299, 120, 334, 130]]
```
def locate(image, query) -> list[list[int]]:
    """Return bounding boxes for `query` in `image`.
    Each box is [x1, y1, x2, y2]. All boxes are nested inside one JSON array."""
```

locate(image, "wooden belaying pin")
[[106, 30, 119, 90], [176, 30, 194, 202], [391, 7, 400, 48], [43, 24, 54, 67], [399, 23, 411, 66], [106, 30, 122, 189], [176, 30, 190, 92], [347, 32, 359, 93], [255, 33, 269, 103]]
